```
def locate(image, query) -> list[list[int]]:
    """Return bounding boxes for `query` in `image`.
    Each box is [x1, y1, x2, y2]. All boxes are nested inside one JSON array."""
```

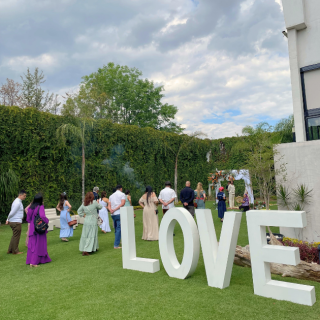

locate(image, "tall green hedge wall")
[[0, 106, 215, 219], [0, 106, 254, 221]]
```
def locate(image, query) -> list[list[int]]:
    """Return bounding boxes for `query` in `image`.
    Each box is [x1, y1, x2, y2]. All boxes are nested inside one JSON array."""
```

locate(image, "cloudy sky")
[[0, 0, 291, 138]]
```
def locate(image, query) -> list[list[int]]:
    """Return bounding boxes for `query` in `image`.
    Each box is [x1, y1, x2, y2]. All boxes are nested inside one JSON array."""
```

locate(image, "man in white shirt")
[[228, 181, 236, 208], [6, 190, 27, 254], [159, 181, 177, 215], [108, 185, 126, 249]]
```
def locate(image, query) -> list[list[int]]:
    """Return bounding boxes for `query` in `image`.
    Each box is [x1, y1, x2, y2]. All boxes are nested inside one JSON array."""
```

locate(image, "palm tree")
[[0, 169, 19, 203], [56, 119, 94, 201], [166, 131, 206, 202]]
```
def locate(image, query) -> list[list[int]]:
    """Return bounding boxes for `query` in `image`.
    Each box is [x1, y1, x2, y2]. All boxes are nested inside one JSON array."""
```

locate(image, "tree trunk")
[[82, 144, 85, 202], [174, 155, 178, 204], [234, 245, 320, 282]]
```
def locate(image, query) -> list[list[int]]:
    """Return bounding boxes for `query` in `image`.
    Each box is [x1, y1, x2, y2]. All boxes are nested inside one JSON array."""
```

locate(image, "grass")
[[0, 201, 319, 320]]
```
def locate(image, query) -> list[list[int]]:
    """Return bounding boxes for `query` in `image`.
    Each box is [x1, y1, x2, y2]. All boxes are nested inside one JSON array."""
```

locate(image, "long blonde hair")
[[196, 182, 203, 196]]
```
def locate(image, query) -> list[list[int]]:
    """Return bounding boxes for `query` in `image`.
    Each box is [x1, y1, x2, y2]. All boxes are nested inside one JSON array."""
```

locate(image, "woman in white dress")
[[99, 191, 111, 233]]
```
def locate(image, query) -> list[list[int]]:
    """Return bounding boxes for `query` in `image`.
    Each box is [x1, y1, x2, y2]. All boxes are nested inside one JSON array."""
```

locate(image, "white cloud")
[[0, 0, 291, 138], [2, 54, 61, 73], [274, 0, 283, 11]]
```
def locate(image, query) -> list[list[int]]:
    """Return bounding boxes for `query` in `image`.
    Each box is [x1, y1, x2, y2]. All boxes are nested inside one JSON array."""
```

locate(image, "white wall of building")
[[275, 140, 320, 242], [296, 1, 320, 67], [282, 0, 320, 142]]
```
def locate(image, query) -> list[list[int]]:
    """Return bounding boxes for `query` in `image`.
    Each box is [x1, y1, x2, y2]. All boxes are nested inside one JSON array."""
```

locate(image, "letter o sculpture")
[[159, 207, 200, 279]]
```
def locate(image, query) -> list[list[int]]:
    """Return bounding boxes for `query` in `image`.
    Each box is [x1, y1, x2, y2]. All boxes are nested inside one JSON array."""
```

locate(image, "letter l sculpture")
[[120, 206, 160, 273]]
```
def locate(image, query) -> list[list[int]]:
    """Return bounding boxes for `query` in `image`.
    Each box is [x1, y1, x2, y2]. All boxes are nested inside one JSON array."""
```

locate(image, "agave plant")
[[277, 183, 313, 211], [293, 184, 313, 210]]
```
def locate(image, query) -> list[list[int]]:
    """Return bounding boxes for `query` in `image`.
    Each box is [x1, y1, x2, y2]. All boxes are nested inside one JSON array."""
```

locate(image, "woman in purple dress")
[[26, 193, 51, 268]]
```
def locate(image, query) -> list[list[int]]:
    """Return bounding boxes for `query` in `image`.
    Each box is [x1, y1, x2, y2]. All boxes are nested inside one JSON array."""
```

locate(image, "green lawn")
[[0, 201, 319, 320]]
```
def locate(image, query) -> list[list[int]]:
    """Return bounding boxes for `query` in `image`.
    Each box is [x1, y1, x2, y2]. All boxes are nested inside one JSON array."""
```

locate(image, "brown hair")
[[101, 191, 107, 199], [58, 193, 67, 210], [84, 192, 94, 206]]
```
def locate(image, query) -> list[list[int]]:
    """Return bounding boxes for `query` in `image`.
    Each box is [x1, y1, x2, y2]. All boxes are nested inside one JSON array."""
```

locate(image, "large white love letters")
[[120, 206, 316, 306], [247, 210, 315, 306]]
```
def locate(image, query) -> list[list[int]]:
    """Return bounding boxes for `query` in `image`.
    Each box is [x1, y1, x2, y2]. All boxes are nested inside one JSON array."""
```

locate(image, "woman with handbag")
[[56, 193, 75, 242], [26, 193, 51, 268], [77, 192, 103, 256], [194, 182, 206, 209], [139, 186, 159, 241]]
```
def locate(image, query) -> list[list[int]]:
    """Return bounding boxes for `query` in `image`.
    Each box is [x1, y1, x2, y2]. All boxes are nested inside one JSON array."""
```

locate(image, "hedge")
[[0, 106, 213, 220], [0, 106, 257, 221]]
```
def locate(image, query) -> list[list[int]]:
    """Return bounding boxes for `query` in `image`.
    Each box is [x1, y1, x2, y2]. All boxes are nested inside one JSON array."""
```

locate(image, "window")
[[304, 68, 320, 110], [300, 63, 320, 141], [307, 117, 320, 141]]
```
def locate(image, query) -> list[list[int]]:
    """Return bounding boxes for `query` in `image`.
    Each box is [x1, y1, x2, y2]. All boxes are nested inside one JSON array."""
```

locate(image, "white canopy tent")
[[208, 169, 254, 204]]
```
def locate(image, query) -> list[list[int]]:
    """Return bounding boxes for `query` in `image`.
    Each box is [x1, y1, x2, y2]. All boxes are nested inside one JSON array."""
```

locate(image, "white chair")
[[45, 208, 60, 231]]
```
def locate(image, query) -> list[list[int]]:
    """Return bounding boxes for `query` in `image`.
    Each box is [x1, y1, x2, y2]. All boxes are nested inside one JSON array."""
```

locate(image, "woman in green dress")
[[78, 192, 102, 256], [194, 182, 206, 209]]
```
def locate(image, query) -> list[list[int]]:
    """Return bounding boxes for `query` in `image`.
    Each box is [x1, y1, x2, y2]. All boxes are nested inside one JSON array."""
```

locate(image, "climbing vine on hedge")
[[0, 106, 263, 221]]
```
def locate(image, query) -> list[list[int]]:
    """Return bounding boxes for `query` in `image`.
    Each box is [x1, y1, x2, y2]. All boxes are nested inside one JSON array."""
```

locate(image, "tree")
[[61, 92, 95, 118], [20, 67, 55, 111], [0, 79, 21, 106], [274, 115, 294, 143], [0, 169, 19, 204], [233, 123, 286, 210], [0, 169, 19, 222], [47, 94, 61, 115], [60, 63, 183, 133], [56, 119, 94, 201], [166, 131, 206, 202]]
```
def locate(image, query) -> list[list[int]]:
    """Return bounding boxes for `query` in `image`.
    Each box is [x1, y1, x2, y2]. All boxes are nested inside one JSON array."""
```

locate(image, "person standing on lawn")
[[78, 192, 103, 256], [124, 189, 136, 218], [98, 191, 111, 233], [194, 182, 206, 209], [26, 193, 51, 267], [217, 186, 227, 222], [227, 181, 235, 208], [180, 181, 195, 217], [139, 186, 159, 241], [108, 185, 126, 249], [56, 192, 73, 242], [93, 186, 99, 201], [158, 181, 176, 215], [6, 189, 27, 255]]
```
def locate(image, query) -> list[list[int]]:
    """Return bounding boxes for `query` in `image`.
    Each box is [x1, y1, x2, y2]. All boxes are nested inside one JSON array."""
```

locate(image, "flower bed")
[[281, 237, 320, 264]]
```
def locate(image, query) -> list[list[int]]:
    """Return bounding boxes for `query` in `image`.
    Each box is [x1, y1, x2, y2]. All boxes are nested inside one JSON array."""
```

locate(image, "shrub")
[[281, 237, 320, 264]]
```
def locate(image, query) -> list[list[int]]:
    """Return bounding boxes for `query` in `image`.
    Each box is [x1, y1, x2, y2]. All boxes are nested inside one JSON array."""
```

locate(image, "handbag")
[[67, 213, 77, 226], [97, 216, 103, 226], [34, 206, 49, 234]]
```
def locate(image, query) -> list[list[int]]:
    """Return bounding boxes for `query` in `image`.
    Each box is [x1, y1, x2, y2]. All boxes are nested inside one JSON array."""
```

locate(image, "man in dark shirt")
[[180, 181, 195, 217]]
